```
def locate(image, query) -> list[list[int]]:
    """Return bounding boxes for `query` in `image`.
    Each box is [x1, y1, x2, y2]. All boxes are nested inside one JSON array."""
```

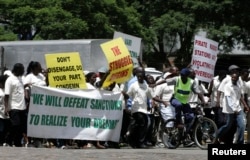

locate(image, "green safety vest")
[[174, 77, 192, 104]]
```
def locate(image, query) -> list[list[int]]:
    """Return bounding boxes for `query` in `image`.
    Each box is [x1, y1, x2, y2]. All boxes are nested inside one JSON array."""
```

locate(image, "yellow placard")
[[45, 52, 87, 89], [100, 37, 133, 87]]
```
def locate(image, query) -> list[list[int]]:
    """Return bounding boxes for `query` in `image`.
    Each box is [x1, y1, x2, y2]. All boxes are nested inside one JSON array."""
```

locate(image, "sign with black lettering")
[[45, 52, 87, 89]]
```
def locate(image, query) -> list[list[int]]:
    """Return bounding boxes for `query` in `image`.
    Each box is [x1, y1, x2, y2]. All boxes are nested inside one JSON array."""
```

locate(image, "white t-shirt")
[[4, 75, 26, 110], [154, 83, 175, 125], [23, 73, 46, 86], [218, 75, 245, 110], [210, 76, 223, 107], [218, 75, 244, 93], [223, 81, 242, 113], [154, 83, 173, 102], [189, 78, 200, 108], [127, 81, 153, 114]]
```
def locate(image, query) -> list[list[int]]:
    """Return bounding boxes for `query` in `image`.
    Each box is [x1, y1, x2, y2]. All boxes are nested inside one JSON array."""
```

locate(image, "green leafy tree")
[[128, 0, 250, 68], [0, 26, 16, 41], [2, 0, 250, 69], [0, 0, 148, 41]]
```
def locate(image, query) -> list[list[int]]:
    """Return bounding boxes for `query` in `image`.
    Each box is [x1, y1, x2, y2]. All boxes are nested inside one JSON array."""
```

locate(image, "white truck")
[[0, 39, 110, 74]]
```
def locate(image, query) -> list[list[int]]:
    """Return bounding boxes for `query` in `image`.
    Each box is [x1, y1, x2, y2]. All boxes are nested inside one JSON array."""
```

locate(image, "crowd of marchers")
[[0, 61, 249, 149]]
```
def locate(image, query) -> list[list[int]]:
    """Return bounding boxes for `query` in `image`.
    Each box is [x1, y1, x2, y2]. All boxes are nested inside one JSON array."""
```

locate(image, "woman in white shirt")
[[82, 72, 106, 149], [24, 61, 47, 109], [85, 72, 97, 89], [23, 61, 47, 147], [24, 61, 47, 87]]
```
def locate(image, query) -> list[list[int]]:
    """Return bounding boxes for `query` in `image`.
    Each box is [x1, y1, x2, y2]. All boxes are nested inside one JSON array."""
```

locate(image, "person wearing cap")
[[157, 68, 205, 147], [217, 65, 242, 111], [95, 66, 117, 91], [95, 67, 109, 88], [216, 65, 249, 144], [215, 71, 249, 144]]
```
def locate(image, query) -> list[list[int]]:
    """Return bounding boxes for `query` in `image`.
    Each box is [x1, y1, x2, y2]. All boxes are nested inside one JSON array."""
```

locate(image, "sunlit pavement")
[[0, 145, 207, 160]]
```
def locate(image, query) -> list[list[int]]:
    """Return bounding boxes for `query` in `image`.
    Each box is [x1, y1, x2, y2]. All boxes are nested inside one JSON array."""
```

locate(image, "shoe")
[[145, 141, 153, 146], [213, 139, 220, 144], [183, 140, 194, 147], [154, 143, 164, 148], [3, 143, 11, 147], [24, 143, 29, 148], [137, 144, 148, 149]]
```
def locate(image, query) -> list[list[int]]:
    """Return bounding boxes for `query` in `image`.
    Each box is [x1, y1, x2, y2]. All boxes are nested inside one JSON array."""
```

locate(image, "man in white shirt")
[[216, 65, 249, 144], [216, 72, 248, 144], [4, 63, 26, 147], [125, 67, 154, 148]]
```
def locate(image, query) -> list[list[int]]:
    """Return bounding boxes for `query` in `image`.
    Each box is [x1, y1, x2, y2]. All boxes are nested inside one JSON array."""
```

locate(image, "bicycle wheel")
[[193, 117, 217, 150], [161, 119, 181, 149]]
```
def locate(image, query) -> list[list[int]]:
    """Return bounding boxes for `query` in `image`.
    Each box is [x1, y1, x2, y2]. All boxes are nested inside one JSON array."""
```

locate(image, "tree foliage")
[[1, 0, 250, 68], [0, 0, 146, 40]]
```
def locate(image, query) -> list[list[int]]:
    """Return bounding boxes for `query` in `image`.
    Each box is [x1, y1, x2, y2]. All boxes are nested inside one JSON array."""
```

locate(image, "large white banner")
[[27, 85, 123, 142], [191, 36, 219, 83]]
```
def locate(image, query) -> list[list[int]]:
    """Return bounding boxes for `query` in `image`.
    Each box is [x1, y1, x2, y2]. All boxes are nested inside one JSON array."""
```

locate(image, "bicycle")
[[160, 102, 218, 150]]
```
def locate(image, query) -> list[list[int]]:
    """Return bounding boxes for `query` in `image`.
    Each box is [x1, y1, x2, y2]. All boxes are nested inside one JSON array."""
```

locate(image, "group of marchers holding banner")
[[0, 34, 250, 150]]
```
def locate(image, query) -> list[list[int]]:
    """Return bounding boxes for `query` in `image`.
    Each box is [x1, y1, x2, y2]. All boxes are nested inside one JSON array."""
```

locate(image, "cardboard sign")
[[191, 36, 219, 83], [113, 31, 142, 58], [45, 52, 87, 89], [100, 38, 133, 87]]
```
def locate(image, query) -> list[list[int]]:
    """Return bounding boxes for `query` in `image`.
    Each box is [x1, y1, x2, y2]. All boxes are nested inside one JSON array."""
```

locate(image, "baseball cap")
[[228, 65, 240, 71], [98, 66, 108, 73], [180, 68, 190, 76]]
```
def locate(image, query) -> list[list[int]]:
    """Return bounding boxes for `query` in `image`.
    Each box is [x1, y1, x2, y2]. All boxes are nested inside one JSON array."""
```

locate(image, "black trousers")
[[127, 112, 149, 147], [6, 109, 27, 147]]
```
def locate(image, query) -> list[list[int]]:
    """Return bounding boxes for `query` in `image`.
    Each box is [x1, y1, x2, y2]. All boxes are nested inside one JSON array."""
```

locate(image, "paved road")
[[0, 146, 207, 160]]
